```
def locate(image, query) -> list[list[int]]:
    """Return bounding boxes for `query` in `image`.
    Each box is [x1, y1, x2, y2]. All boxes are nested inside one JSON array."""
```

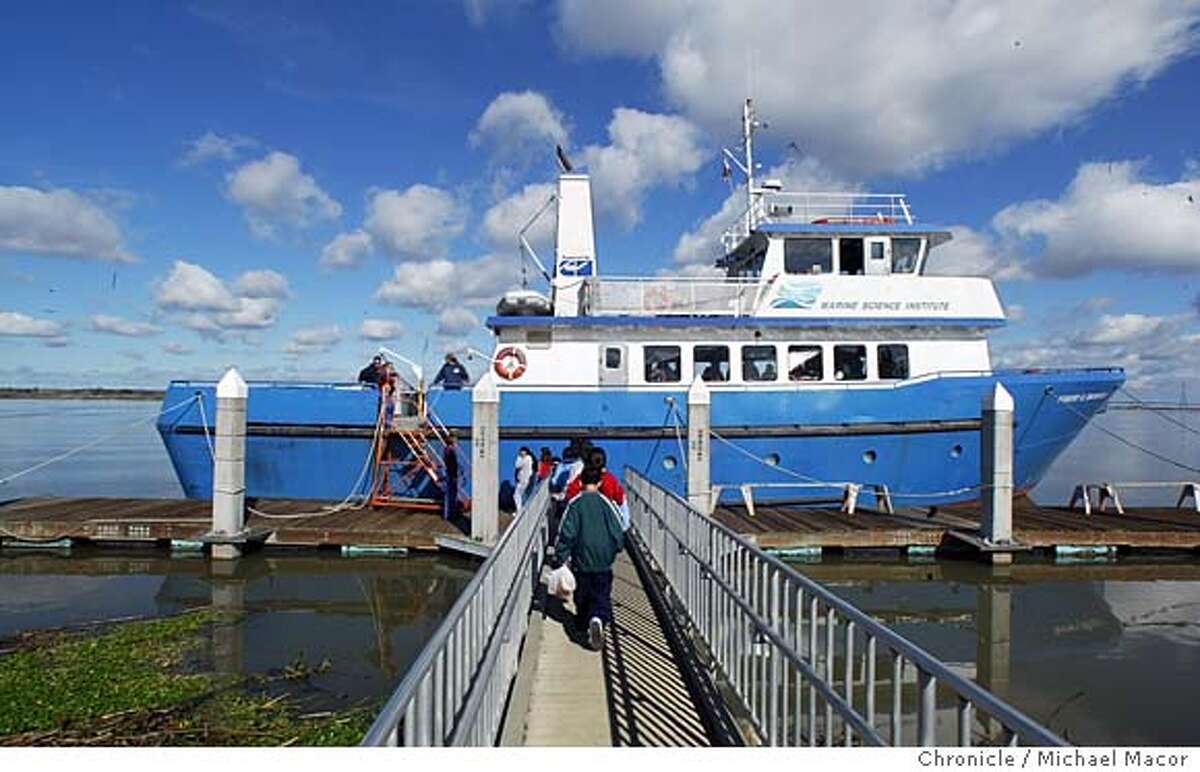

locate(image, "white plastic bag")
[[547, 564, 576, 600]]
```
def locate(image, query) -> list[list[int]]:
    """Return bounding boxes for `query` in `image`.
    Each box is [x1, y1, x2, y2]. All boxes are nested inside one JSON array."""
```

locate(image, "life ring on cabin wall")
[[494, 346, 527, 380]]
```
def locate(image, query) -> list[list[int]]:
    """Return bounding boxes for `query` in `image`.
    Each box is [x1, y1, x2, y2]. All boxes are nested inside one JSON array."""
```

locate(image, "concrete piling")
[[687, 377, 711, 515], [472, 373, 500, 543], [980, 383, 1015, 563], [211, 368, 247, 560]]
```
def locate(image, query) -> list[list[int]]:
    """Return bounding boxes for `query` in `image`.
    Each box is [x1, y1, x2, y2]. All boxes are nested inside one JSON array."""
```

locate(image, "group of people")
[[357, 353, 471, 391], [535, 440, 629, 652]]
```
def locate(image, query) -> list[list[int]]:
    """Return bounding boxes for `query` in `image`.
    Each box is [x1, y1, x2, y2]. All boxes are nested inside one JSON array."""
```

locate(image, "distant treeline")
[[0, 387, 165, 401]]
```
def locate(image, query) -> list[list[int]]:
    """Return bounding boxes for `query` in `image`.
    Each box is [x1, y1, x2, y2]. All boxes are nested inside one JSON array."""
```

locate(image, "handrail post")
[[688, 377, 712, 515], [471, 374, 500, 543]]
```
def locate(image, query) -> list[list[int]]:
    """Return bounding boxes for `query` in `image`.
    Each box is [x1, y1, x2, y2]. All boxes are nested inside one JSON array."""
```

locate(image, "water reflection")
[[0, 548, 475, 708], [800, 558, 1200, 745]]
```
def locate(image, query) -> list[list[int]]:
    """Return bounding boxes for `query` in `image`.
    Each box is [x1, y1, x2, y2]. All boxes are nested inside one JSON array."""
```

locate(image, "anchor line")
[[1061, 399, 1200, 476], [0, 394, 201, 487]]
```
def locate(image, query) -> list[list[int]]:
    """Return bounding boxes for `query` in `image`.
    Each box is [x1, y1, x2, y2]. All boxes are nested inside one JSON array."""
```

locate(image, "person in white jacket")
[[514, 446, 535, 511]]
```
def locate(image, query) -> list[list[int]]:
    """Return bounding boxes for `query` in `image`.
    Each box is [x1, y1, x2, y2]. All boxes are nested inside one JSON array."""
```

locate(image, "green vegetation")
[[0, 387, 164, 401], [0, 608, 376, 746]]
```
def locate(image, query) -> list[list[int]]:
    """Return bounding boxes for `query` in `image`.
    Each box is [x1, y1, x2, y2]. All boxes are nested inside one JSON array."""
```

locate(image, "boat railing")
[[722, 191, 914, 253], [625, 467, 1067, 747], [361, 479, 553, 746], [581, 275, 766, 317]]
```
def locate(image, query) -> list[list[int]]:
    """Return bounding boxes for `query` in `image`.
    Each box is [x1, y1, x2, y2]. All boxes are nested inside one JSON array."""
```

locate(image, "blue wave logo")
[[770, 281, 822, 310]]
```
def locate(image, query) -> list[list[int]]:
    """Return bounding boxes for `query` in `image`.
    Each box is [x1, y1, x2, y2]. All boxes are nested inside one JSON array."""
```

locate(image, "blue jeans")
[[575, 569, 614, 626]]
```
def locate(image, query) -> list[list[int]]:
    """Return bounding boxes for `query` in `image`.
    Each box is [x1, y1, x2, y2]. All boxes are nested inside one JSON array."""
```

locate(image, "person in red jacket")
[[564, 447, 625, 506]]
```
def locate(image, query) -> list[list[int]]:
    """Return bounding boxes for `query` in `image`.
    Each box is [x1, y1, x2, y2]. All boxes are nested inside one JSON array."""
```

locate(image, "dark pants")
[[443, 482, 457, 520], [575, 569, 614, 627]]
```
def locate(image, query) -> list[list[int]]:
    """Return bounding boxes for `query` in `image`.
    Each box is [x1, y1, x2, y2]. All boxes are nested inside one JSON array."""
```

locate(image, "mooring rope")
[[1061, 398, 1200, 476], [0, 395, 200, 487], [1119, 386, 1200, 439]]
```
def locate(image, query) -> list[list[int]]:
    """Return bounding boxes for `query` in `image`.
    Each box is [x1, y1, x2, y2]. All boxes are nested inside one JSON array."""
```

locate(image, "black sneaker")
[[588, 617, 604, 651]]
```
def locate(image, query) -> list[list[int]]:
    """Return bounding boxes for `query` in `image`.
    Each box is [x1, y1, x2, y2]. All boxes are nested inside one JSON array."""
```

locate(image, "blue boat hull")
[[157, 369, 1123, 506]]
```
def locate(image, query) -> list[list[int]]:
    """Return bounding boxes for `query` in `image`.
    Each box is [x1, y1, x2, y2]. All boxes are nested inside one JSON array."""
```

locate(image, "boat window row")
[[634, 343, 910, 383], [784, 236, 923, 276]]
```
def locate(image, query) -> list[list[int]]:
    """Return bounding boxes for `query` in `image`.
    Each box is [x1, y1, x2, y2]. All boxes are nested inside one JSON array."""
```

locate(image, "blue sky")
[[2, 1, 1199, 396]]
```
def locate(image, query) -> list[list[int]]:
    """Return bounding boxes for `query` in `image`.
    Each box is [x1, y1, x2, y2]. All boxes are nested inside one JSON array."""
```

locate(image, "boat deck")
[[713, 495, 1200, 551]]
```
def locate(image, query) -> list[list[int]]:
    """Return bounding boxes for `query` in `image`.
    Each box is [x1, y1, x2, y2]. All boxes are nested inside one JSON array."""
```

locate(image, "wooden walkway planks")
[[0, 496, 461, 549], [713, 495, 1200, 551]]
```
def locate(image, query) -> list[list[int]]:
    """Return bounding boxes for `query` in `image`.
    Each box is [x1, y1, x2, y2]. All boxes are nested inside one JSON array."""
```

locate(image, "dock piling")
[[687, 377, 711, 515], [979, 384, 1016, 564], [211, 368, 247, 560], [471, 373, 500, 543]]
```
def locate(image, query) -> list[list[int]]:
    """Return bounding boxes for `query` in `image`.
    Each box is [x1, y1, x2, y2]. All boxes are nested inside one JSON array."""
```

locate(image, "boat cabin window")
[[644, 345, 682, 383], [742, 345, 778, 381], [787, 345, 823, 381], [833, 345, 868, 381], [838, 238, 864, 275], [878, 344, 909, 380], [784, 238, 833, 275], [694, 345, 730, 382], [892, 238, 921, 273], [604, 347, 622, 370]]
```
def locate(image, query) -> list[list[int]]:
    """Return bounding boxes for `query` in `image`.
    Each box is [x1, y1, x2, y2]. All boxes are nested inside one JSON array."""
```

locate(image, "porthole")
[[663, 455, 678, 470], [765, 453, 781, 466], [950, 444, 963, 459], [862, 450, 877, 464]]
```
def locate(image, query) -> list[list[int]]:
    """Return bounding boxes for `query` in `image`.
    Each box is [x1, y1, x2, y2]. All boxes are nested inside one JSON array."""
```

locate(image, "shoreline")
[[0, 388, 164, 402]]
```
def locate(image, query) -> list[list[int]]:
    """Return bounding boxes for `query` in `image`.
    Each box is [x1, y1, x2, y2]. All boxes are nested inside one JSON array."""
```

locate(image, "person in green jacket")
[[554, 465, 625, 650]]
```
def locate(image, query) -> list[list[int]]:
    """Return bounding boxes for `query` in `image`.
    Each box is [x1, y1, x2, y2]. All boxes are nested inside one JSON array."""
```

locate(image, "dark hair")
[[562, 446, 578, 461], [586, 447, 607, 470], [581, 466, 602, 486]]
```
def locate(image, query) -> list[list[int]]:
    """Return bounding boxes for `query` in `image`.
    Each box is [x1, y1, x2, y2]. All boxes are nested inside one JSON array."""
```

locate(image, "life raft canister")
[[494, 346, 527, 380]]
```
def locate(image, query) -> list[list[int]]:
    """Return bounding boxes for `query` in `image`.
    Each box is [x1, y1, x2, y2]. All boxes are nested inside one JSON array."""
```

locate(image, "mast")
[[743, 98, 755, 236]]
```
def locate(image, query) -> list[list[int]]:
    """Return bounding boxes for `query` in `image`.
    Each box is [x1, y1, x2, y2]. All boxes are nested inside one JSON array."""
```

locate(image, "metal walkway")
[[361, 472, 1067, 747]]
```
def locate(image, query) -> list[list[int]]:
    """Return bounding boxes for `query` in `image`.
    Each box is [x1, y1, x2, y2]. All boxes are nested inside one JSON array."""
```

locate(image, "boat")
[[157, 99, 1124, 508]]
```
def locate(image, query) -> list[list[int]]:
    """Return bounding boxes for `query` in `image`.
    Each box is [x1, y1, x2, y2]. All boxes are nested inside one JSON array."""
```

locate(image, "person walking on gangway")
[[442, 432, 460, 521], [513, 446, 535, 511], [553, 465, 625, 651]]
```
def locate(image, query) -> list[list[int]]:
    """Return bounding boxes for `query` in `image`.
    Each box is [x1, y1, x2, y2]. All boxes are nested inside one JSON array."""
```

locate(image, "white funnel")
[[552, 173, 596, 316]]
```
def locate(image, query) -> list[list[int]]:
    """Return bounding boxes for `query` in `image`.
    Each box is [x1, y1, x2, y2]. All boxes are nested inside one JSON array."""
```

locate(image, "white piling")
[[471, 373, 500, 543], [687, 377, 712, 514], [211, 368, 247, 560], [980, 383, 1014, 550]]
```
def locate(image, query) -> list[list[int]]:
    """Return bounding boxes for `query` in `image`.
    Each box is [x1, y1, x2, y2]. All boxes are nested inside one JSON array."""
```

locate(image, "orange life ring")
[[494, 346, 527, 380]]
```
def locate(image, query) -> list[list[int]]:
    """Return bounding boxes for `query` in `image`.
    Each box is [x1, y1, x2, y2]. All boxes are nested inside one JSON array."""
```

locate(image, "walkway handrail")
[[624, 468, 1067, 748], [361, 480, 552, 746]]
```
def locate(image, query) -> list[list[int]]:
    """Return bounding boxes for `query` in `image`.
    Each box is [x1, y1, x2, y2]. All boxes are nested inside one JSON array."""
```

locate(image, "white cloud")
[[0, 186, 135, 262], [1005, 304, 1025, 323], [89, 314, 162, 337], [924, 226, 1030, 280], [162, 342, 193, 355], [556, 1, 1200, 176], [1076, 313, 1177, 346], [225, 151, 342, 238], [672, 157, 848, 266], [470, 90, 569, 165], [364, 185, 465, 259], [154, 261, 239, 311], [179, 131, 257, 166], [285, 324, 343, 355], [436, 307, 479, 336], [320, 229, 374, 269], [482, 182, 556, 251], [233, 269, 290, 298], [375, 253, 517, 310], [993, 161, 1200, 276], [0, 311, 66, 339], [213, 297, 281, 329], [359, 319, 406, 340], [581, 108, 707, 226]]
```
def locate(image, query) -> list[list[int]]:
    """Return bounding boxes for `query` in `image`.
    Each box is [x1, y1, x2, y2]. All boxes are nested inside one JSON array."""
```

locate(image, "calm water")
[[2, 399, 1200, 742]]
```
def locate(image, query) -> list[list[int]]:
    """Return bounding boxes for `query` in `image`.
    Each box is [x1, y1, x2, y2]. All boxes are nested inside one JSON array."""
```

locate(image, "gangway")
[[369, 383, 468, 512], [361, 471, 1067, 747]]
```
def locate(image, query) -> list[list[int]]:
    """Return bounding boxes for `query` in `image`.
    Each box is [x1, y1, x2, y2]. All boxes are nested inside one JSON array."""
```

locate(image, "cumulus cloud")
[[482, 182, 556, 251], [154, 260, 286, 337], [581, 108, 707, 226], [993, 161, 1200, 276], [556, 0, 1200, 176], [364, 185, 465, 259], [89, 314, 162, 337], [0, 311, 66, 339], [471, 90, 570, 166], [179, 131, 257, 166], [1074, 313, 1178, 346], [320, 229, 374, 269], [233, 269, 290, 298], [359, 319, 406, 340], [0, 186, 135, 262], [436, 307, 479, 336], [162, 341, 193, 355], [284, 324, 342, 355], [225, 151, 342, 238], [375, 253, 517, 311], [924, 226, 1030, 280]]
